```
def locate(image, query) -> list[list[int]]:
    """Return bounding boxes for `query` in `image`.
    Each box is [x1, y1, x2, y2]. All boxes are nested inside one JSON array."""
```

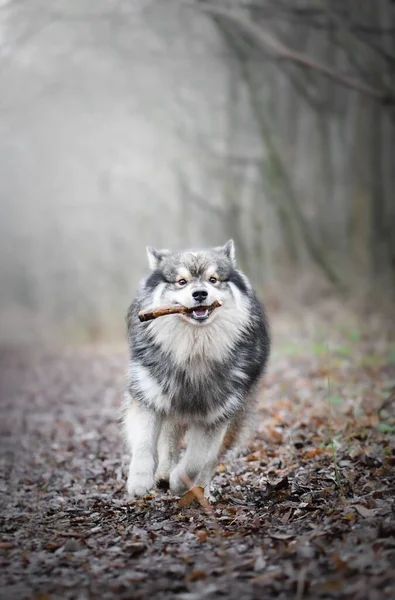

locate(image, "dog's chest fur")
[[130, 359, 241, 424], [129, 308, 267, 425]]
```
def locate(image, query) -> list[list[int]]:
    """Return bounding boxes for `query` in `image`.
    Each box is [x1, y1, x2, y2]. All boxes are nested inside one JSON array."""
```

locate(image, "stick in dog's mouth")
[[138, 300, 223, 323]]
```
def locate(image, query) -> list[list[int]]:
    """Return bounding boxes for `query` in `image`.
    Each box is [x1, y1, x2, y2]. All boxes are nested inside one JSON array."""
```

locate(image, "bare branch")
[[179, 0, 394, 104]]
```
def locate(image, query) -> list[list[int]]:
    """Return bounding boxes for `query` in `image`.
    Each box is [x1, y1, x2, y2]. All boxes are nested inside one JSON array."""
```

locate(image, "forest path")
[[1, 302, 394, 599]]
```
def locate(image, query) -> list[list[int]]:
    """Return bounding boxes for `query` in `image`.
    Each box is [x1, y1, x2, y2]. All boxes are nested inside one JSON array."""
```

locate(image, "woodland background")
[[1, 0, 394, 343]]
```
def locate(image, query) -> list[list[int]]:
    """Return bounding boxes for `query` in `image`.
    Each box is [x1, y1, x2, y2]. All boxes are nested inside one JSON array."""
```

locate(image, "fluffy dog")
[[123, 241, 270, 499]]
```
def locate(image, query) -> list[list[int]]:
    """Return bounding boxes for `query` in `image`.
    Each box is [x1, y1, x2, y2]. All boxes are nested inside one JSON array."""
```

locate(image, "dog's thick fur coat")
[[123, 241, 270, 499]]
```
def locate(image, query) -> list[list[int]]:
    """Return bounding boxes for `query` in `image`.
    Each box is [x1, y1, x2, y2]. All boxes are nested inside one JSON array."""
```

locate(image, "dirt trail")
[[1, 305, 394, 599]]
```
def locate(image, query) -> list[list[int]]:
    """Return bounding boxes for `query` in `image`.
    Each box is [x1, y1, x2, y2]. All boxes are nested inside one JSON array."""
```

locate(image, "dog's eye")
[[177, 279, 187, 287], [208, 276, 218, 284]]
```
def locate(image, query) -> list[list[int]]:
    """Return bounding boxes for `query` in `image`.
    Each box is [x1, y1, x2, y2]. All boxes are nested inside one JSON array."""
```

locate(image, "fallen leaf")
[[195, 531, 208, 543], [179, 487, 205, 508], [0, 542, 15, 550], [304, 448, 326, 459], [269, 532, 294, 540], [268, 476, 289, 491], [187, 570, 208, 582], [353, 504, 377, 518], [124, 542, 146, 557]]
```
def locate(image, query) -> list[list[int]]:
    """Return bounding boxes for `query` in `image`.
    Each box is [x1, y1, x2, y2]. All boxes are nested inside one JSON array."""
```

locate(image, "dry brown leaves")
[[0, 302, 394, 599]]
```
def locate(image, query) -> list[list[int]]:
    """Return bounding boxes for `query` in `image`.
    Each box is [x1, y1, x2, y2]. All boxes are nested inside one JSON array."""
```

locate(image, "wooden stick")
[[138, 300, 222, 322]]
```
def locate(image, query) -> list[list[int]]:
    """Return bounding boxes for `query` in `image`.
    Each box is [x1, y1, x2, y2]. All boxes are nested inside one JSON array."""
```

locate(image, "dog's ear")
[[215, 240, 236, 266], [146, 247, 170, 270]]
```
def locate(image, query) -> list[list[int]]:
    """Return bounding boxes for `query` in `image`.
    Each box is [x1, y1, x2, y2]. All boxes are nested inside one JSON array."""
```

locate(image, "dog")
[[123, 240, 270, 500]]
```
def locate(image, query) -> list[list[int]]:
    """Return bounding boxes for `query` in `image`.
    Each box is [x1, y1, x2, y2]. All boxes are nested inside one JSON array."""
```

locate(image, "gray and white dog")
[[123, 240, 270, 500]]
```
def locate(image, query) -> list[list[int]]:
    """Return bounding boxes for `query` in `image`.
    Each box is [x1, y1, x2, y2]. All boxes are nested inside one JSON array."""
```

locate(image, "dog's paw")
[[204, 488, 217, 504], [155, 465, 171, 488], [126, 472, 155, 499], [156, 477, 170, 490], [169, 468, 189, 496]]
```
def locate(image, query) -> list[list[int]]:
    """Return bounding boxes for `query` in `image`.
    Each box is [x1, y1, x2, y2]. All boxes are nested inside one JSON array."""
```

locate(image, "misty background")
[[1, 0, 394, 343]]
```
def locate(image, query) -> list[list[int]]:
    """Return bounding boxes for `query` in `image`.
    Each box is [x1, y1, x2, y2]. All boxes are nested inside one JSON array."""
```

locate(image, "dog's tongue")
[[193, 308, 208, 318]]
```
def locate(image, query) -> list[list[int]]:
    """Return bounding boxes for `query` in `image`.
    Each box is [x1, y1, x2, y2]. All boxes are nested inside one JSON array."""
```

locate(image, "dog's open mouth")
[[138, 300, 222, 323], [188, 306, 213, 322]]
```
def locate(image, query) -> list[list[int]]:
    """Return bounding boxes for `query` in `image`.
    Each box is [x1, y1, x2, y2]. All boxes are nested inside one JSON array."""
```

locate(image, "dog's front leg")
[[156, 421, 185, 488], [169, 423, 227, 499], [124, 400, 161, 498]]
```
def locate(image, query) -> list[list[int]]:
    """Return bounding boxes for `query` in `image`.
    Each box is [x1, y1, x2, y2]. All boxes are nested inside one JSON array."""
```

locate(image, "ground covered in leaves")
[[1, 301, 395, 599]]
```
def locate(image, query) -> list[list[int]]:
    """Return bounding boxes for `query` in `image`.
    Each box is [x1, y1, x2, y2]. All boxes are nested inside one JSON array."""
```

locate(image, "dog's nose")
[[192, 289, 208, 303]]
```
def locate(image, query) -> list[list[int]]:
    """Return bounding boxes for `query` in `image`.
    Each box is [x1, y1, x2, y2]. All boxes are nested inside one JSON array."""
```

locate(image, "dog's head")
[[145, 240, 250, 326]]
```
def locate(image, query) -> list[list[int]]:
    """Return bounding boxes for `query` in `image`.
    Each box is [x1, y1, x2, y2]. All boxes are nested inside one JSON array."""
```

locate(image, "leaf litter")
[[0, 301, 394, 599]]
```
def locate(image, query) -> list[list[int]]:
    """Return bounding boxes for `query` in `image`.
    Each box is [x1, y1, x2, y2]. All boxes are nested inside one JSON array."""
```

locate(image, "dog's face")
[[146, 240, 248, 326]]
